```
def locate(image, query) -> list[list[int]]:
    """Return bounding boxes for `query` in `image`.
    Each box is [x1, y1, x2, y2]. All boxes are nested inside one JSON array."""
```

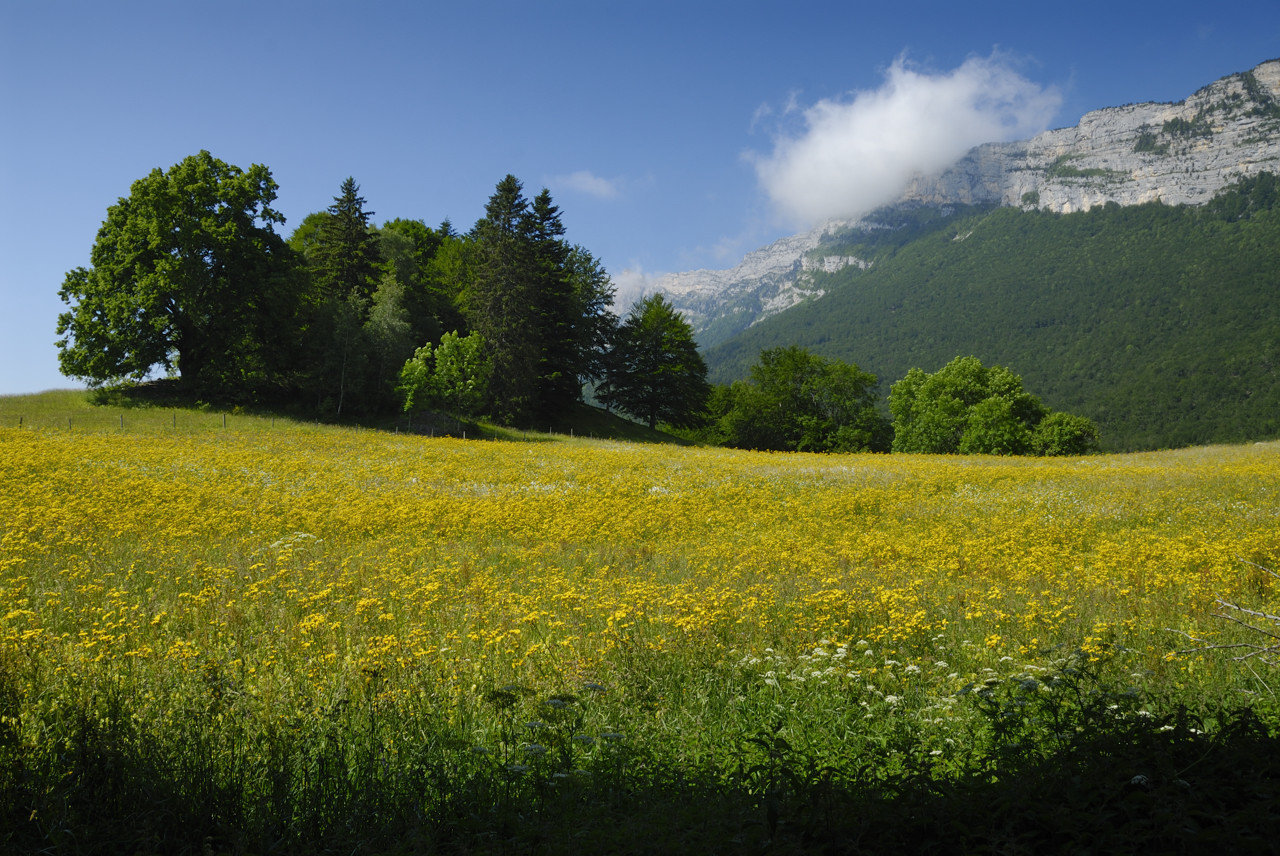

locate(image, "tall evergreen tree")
[[564, 245, 618, 386], [468, 175, 539, 424], [311, 177, 381, 302], [463, 176, 618, 425], [304, 178, 384, 415], [528, 188, 582, 416]]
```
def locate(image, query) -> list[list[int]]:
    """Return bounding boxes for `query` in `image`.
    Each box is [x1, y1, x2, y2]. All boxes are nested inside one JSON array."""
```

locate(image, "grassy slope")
[[0, 389, 685, 445], [2, 403, 1279, 852]]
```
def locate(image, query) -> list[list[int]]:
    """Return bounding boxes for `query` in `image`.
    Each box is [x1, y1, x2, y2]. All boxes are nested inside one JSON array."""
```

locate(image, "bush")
[[1033, 411, 1101, 455]]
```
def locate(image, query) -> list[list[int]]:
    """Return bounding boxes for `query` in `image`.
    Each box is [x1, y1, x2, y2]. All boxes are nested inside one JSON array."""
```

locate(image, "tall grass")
[[1, 392, 1278, 852]]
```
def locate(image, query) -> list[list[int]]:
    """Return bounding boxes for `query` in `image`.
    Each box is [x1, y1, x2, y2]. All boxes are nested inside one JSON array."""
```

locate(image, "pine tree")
[[311, 177, 381, 302], [468, 175, 539, 424]]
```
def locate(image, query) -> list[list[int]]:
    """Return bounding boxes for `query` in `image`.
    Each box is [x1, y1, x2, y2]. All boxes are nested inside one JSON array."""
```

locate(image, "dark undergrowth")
[[2, 653, 1278, 854]]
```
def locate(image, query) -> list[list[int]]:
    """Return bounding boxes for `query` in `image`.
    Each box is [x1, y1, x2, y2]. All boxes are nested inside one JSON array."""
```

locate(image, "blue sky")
[[3, 0, 1278, 394]]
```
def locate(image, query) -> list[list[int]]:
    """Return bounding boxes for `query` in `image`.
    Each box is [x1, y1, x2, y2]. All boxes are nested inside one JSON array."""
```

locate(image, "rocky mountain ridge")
[[649, 59, 1280, 347], [902, 58, 1280, 210]]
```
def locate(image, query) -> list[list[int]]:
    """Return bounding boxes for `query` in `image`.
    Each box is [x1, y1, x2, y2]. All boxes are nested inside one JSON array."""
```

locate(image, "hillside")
[[650, 59, 1280, 353], [705, 176, 1280, 451]]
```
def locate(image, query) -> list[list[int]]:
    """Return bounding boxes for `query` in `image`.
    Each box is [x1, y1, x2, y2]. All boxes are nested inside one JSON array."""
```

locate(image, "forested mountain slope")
[[705, 177, 1280, 451], [651, 59, 1280, 349]]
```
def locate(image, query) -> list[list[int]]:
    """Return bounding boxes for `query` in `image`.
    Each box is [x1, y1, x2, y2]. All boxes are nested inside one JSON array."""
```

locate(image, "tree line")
[[681, 349, 1098, 455], [56, 150, 1099, 455], [56, 152, 708, 430]]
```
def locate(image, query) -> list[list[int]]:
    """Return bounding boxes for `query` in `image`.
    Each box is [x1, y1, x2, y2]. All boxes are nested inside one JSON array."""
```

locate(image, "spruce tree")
[[528, 188, 581, 417], [305, 177, 384, 415], [468, 175, 539, 424], [311, 177, 381, 302]]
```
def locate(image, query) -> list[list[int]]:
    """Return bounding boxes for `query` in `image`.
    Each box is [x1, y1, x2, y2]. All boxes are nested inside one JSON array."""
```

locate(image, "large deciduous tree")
[[56, 150, 300, 396], [889, 355, 1099, 455], [602, 294, 709, 429], [719, 346, 889, 452]]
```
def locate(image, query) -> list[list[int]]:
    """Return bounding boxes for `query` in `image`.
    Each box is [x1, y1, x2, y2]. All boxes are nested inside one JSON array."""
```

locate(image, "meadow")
[[2, 393, 1279, 853]]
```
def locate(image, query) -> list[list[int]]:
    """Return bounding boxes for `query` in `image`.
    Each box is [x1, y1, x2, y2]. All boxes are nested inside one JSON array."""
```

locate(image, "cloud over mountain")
[[750, 53, 1061, 225], [549, 170, 621, 200]]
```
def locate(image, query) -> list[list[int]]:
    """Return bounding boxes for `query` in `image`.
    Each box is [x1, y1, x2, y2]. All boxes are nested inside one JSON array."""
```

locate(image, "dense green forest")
[[707, 175, 1280, 451], [55, 153, 709, 432]]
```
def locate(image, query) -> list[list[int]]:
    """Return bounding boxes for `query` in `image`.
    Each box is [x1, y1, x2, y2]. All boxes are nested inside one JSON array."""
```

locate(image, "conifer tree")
[[468, 175, 539, 424], [528, 188, 582, 416], [305, 177, 384, 415], [603, 294, 709, 429], [311, 177, 382, 301]]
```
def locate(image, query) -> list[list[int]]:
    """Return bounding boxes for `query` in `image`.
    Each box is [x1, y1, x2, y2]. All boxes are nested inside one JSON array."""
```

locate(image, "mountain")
[[649, 59, 1280, 347], [900, 59, 1280, 210], [703, 173, 1280, 452], [636, 221, 861, 348]]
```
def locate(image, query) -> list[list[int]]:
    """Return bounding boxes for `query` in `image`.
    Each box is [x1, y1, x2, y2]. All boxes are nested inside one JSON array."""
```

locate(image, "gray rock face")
[[646, 220, 865, 347], [902, 60, 1280, 212], [650, 60, 1280, 344]]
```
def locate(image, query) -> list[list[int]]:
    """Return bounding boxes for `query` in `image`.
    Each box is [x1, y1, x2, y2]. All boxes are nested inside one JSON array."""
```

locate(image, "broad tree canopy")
[[889, 355, 1099, 455], [719, 346, 889, 452], [57, 151, 299, 396]]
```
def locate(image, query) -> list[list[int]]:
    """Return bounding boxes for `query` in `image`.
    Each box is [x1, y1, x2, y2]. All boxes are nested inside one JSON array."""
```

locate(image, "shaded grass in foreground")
[[3, 652, 1278, 855]]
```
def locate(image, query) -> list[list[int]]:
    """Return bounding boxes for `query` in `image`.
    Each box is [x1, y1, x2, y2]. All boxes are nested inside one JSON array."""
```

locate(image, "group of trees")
[[889, 356, 1099, 455], [56, 151, 1101, 455], [56, 152, 707, 429], [699, 346, 891, 452], [684, 350, 1098, 456]]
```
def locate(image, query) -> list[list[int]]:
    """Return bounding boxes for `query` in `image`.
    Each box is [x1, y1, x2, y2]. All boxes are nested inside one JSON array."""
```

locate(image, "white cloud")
[[750, 52, 1062, 226], [611, 266, 653, 310], [549, 170, 620, 200]]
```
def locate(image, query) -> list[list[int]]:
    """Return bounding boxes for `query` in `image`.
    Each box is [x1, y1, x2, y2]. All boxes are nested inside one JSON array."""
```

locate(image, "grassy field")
[[2, 391, 1279, 853]]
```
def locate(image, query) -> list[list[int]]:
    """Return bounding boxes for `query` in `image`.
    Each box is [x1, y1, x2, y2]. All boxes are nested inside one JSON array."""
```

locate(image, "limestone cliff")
[[902, 60, 1280, 211]]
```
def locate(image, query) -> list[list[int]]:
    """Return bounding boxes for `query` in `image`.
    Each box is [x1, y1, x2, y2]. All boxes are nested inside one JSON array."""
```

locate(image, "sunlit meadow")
[[1, 398, 1278, 851]]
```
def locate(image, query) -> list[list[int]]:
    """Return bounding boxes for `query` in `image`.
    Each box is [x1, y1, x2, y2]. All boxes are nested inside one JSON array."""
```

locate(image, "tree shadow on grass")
[[3, 683, 1278, 855]]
